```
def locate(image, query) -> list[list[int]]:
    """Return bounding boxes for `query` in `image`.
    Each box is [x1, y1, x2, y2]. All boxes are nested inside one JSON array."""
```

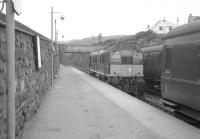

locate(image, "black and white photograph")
[[0, 0, 200, 139]]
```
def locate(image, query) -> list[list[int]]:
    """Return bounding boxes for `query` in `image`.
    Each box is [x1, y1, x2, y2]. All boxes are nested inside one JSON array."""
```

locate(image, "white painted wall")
[[151, 19, 177, 34]]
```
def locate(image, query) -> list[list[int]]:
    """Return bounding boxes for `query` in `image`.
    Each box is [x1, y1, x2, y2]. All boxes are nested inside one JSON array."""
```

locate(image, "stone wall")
[[60, 52, 89, 73], [0, 15, 60, 138]]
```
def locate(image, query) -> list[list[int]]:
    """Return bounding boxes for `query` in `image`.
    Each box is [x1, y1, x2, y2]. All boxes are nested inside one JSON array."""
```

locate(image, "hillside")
[[65, 35, 123, 46], [62, 30, 164, 49]]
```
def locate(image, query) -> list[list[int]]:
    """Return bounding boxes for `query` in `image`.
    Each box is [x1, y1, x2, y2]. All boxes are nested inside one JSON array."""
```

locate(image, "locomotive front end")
[[109, 49, 143, 78]]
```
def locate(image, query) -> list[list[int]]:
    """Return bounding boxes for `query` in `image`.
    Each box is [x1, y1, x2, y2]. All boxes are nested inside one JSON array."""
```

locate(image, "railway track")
[[74, 67, 200, 128]]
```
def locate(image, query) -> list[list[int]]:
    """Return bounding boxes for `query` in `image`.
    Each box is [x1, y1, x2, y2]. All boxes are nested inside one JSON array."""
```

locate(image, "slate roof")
[[0, 12, 50, 40]]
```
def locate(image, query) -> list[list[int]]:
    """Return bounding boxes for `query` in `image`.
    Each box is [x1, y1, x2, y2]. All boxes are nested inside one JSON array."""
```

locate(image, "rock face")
[[0, 16, 60, 138]]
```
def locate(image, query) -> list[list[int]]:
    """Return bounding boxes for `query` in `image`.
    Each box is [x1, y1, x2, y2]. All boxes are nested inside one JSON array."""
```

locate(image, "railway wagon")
[[161, 20, 200, 120], [141, 45, 163, 92], [89, 48, 144, 95]]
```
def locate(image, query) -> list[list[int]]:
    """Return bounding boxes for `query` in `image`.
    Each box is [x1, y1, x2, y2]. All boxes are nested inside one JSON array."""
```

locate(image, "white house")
[[151, 18, 178, 34]]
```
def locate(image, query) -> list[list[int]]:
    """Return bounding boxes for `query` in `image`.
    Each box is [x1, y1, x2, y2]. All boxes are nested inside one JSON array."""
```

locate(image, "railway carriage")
[[141, 45, 163, 92], [161, 20, 200, 121]]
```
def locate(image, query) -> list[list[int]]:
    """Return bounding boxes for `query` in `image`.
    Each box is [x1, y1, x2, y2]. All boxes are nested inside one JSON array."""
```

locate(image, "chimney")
[[188, 13, 192, 23], [147, 25, 150, 31], [176, 17, 179, 25]]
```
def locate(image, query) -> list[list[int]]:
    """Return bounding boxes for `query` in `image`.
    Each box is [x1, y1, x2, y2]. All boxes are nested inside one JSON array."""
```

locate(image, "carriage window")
[[198, 45, 200, 78], [158, 53, 162, 65], [165, 48, 171, 69], [198, 57, 200, 77], [121, 56, 133, 64]]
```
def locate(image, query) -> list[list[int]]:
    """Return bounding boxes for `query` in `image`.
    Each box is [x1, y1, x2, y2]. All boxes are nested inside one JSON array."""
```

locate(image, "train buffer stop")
[[22, 65, 200, 139]]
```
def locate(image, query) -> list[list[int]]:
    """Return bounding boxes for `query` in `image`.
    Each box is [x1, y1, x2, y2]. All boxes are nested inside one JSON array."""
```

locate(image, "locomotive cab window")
[[121, 56, 133, 64]]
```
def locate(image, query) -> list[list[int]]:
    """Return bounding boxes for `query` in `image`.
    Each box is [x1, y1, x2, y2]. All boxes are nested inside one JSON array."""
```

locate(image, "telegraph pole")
[[6, 0, 15, 139]]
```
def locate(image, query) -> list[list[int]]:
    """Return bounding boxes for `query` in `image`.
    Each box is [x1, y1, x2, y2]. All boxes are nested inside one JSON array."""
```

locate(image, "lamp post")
[[54, 19, 58, 76], [51, 7, 64, 86]]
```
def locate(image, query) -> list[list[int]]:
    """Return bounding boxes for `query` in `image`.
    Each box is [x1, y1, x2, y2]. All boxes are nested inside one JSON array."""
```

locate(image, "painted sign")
[[35, 35, 41, 69]]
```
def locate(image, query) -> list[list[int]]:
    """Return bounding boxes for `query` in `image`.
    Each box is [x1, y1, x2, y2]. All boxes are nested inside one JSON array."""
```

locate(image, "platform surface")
[[22, 66, 200, 139]]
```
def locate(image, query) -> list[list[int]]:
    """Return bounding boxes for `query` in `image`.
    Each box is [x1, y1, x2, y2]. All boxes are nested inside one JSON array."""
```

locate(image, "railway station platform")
[[22, 65, 200, 139]]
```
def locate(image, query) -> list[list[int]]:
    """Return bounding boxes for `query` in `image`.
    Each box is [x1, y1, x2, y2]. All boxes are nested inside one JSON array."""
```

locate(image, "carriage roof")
[[141, 45, 163, 53], [165, 20, 200, 39]]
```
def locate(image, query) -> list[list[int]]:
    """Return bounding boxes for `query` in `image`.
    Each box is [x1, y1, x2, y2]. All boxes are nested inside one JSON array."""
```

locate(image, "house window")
[[159, 26, 163, 31], [169, 26, 172, 30]]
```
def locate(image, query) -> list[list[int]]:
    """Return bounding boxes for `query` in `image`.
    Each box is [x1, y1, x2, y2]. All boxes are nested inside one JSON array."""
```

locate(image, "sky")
[[10, 0, 200, 41]]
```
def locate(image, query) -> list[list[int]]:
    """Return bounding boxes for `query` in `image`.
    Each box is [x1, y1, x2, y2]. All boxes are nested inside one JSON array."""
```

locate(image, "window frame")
[[121, 56, 133, 65], [159, 26, 163, 31], [197, 45, 200, 79]]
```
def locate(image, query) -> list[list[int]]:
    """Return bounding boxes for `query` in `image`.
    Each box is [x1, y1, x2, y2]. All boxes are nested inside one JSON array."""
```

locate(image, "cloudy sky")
[[13, 0, 200, 41]]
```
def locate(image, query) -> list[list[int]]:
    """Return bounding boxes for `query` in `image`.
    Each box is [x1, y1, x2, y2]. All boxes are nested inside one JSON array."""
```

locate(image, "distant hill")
[[63, 35, 124, 46], [60, 30, 164, 49]]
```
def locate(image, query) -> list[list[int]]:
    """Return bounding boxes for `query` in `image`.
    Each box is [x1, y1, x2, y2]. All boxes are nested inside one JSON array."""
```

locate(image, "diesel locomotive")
[[89, 44, 144, 96]]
